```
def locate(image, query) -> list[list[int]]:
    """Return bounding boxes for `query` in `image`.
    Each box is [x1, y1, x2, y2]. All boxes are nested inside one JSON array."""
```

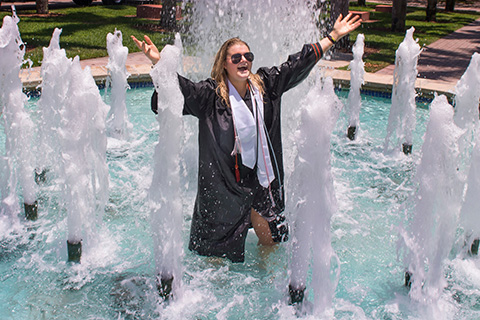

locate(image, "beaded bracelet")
[[326, 33, 336, 44]]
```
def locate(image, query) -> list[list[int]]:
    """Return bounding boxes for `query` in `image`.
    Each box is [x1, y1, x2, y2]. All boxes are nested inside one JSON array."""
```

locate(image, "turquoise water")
[[1, 87, 479, 319]]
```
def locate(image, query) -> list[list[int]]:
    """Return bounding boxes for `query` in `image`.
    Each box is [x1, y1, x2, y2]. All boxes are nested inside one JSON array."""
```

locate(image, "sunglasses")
[[230, 52, 254, 64]]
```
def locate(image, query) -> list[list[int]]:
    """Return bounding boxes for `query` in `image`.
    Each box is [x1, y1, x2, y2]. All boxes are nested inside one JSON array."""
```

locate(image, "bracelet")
[[326, 33, 336, 44]]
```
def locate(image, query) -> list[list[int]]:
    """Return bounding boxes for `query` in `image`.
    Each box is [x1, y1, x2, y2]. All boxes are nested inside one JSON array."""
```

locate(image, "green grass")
[[1, 3, 479, 71], [348, 2, 480, 72], [0, 6, 175, 67]]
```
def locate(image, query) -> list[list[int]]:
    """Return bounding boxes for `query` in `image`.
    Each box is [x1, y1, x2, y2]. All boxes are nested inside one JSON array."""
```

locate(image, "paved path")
[[417, 17, 480, 82], [376, 16, 480, 83]]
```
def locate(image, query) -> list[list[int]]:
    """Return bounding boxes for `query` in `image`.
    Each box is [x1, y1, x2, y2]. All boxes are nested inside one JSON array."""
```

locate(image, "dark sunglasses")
[[230, 52, 254, 64]]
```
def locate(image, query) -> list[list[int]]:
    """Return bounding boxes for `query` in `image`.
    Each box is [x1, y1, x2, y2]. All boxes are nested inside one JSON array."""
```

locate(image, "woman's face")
[[224, 43, 252, 83]]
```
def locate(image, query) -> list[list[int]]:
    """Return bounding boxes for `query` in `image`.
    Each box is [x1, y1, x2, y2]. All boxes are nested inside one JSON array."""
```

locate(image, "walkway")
[[376, 16, 480, 84]]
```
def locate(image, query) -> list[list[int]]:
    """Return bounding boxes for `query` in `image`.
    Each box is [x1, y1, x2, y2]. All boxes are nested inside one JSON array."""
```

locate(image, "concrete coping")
[[19, 60, 457, 101]]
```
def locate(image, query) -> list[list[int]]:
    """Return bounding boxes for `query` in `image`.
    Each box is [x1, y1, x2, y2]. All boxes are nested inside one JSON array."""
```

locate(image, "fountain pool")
[[3, 85, 479, 320]]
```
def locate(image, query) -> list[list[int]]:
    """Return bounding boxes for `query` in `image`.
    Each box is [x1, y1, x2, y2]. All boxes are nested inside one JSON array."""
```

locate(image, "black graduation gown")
[[151, 43, 323, 262]]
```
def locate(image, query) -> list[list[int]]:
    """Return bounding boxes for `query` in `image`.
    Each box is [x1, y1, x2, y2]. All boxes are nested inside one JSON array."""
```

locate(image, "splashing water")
[[345, 33, 365, 140], [453, 53, 480, 253], [148, 33, 185, 297], [61, 56, 110, 248], [399, 95, 463, 303], [289, 76, 343, 316], [452, 53, 480, 178], [183, 0, 322, 78], [384, 27, 421, 154], [36, 28, 72, 178], [0, 11, 37, 218], [106, 29, 132, 140]]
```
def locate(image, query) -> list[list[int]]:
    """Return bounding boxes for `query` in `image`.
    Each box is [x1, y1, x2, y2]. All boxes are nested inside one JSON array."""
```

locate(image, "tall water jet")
[[60, 56, 110, 263], [345, 33, 365, 141], [36, 28, 72, 183], [459, 132, 480, 255], [399, 95, 463, 302], [106, 29, 132, 140], [0, 11, 38, 221], [384, 27, 421, 155], [148, 34, 184, 300], [450, 53, 480, 254], [184, 0, 322, 77], [289, 76, 342, 315]]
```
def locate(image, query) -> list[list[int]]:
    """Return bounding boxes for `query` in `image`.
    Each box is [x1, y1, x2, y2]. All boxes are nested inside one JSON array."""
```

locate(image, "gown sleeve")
[[258, 43, 323, 97], [150, 74, 217, 119]]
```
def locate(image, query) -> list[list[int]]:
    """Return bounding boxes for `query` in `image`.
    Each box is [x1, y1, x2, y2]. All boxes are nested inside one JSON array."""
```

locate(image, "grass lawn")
[[1, 3, 479, 71], [0, 5, 175, 67], [349, 2, 480, 72]]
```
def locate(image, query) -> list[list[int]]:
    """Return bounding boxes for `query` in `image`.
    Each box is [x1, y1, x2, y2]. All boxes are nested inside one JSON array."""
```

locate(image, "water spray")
[[346, 34, 365, 141], [384, 27, 421, 155]]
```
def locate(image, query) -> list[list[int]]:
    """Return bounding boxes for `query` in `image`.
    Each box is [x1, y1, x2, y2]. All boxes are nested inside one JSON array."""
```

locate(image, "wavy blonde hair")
[[211, 38, 265, 107]]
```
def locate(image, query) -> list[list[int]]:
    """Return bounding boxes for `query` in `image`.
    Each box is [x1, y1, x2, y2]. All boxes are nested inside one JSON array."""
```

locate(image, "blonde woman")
[[132, 13, 361, 263]]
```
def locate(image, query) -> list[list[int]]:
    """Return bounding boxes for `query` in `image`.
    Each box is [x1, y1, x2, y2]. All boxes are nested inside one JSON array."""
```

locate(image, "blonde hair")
[[211, 38, 265, 107]]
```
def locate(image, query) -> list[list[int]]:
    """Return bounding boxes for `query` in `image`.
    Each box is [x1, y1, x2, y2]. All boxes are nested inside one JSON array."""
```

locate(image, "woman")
[[132, 13, 361, 263]]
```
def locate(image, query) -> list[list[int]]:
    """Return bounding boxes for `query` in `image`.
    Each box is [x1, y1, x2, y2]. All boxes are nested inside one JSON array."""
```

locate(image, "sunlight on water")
[[4, 85, 480, 319]]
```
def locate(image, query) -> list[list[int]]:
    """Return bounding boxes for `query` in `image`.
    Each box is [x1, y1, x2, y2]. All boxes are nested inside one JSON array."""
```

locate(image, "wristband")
[[326, 33, 336, 44]]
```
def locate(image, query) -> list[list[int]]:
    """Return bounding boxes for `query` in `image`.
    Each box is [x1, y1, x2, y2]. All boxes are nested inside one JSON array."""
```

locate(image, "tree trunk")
[[160, 0, 177, 31], [426, 0, 437, 22], [391, 0, 407, 32], [36, 0, 48, 14], [330, 0, 350, 49], [445, 0, 455, 12], [358, 0, 366, 6]]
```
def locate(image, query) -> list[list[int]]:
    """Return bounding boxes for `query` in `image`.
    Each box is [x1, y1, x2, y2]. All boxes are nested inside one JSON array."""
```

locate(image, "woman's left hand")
[[330, 12, 362, 41]]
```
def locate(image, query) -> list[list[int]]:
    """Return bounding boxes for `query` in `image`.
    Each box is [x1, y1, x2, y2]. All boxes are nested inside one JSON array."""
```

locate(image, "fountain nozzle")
[[288, 284, 305, 305], [24, 201, 38, 221], [347, 126, 357, 140], [157, 276, 174, 300], [402, 143, 412, 155], [67, 240, 82, 263]]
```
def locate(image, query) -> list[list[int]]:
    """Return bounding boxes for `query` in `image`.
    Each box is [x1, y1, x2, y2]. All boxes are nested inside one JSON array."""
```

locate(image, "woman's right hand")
[[131, 35, 160, 65]]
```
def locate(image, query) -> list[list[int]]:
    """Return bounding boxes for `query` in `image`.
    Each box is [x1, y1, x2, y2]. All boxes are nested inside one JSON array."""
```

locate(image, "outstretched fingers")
[[333, 12, 362, 39], [131, 34, 161, 64]]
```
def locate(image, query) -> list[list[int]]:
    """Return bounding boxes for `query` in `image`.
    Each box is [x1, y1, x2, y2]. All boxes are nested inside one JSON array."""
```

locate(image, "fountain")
[[36, 28, 71, 185], [3, 2, 480, 319], [453, 53, 480, 254], [384, 27, 421, 155], [399, 94, 463, 302], [105, 29, 132, 140], [0, 11, 38, 221], [148, 33, 184, 300], [345, 33, 365, 141], [289, 76, 342, 316]]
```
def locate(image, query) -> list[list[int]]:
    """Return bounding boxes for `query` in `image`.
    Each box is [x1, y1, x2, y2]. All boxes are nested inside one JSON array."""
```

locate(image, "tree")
[[36, 0, 48, 14], [445, 0, 456, 12], [160, 0, 177, 31], [426, 0, 437, 21], [330, 0, 350, 49], [392, 0, 407, 32]]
